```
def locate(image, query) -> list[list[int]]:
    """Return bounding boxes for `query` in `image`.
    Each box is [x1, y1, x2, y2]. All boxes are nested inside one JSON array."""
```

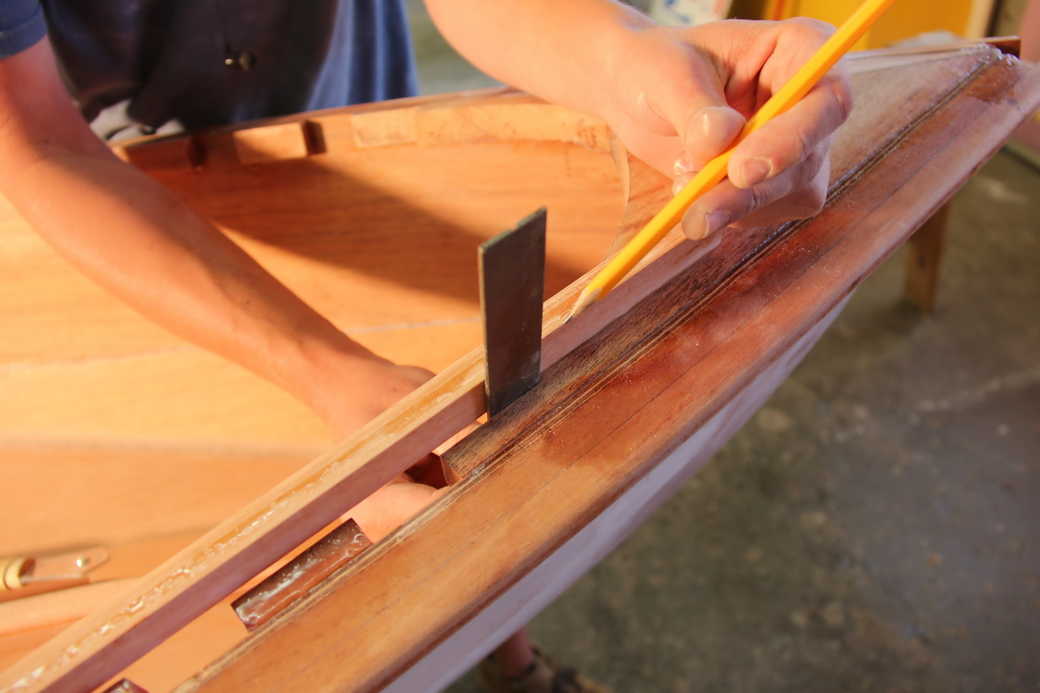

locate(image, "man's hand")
[[310, 359, 435, 440], [317, 360, 450, 543], [601, 18, 852, 241], [426, 3, 851, 242]]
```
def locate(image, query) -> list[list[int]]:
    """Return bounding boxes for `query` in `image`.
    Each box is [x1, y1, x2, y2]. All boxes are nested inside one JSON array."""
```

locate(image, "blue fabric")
[[1, 1, 417, 130], [0, 0, 47, 58]]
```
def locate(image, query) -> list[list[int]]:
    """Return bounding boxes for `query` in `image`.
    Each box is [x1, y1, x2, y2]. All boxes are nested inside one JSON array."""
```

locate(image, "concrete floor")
[[404, 6, 1040, 691]]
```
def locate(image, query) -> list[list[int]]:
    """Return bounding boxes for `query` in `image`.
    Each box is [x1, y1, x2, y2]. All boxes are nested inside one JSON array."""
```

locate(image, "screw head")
[[224, 51, 257, 71]]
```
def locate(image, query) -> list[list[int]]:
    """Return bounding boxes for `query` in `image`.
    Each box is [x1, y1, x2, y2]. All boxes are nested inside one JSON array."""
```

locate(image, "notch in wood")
[[479, 208, 547, 418]]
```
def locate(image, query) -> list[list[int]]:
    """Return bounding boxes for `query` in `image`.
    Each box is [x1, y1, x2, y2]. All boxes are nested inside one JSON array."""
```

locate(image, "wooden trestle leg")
[[904, 202, 950, 311]]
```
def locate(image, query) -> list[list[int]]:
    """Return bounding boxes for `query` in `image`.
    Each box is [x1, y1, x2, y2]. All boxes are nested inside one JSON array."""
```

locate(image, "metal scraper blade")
[[479, 208, 547, 418]]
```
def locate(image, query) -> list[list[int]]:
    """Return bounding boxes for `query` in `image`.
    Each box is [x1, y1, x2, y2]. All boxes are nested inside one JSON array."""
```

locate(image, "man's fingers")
[[728, 72, 851, 189], [680, 105, 746, 170], [729, 156, 832, 230], [681, 145, 829, 239]]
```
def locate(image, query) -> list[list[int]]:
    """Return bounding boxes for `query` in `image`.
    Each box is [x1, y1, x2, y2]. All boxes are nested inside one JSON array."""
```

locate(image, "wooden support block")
[[904, 203, 950, 312], [986, 35, 1022, 58], [231, 519, 371, 631], [231, 121, 323, 165], [117, 136, 204, 171]]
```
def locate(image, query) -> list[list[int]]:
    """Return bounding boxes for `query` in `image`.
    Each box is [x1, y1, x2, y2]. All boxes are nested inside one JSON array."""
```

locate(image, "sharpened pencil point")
[[566, 285, 601, 323]]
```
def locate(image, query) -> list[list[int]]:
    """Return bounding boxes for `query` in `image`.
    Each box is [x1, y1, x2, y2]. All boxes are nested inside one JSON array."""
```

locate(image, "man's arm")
[[424, 0, 851, 239], [0, 37, 429, 437]]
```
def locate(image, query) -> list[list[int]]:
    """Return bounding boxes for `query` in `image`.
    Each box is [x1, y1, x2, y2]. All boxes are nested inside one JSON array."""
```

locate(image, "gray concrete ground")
[[405, 6, 1040, 691]]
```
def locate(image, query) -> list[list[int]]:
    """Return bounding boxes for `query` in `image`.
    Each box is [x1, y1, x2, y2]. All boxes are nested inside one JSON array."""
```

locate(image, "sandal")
[[478, 646, 610, 693]]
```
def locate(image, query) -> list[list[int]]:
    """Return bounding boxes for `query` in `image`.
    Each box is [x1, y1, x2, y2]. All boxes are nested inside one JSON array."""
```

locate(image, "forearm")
[[5, 146, 383, 417], [0, 38, 432, 437], [424, 0, 651, 118]]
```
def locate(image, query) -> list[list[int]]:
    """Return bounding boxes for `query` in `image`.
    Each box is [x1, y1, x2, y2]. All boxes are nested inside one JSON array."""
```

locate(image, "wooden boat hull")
[[2, 42, 1038, 693]]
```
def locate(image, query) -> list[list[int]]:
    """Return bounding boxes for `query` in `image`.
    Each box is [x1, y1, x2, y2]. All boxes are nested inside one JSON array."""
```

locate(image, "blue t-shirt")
[[0, 0, 418, 131]]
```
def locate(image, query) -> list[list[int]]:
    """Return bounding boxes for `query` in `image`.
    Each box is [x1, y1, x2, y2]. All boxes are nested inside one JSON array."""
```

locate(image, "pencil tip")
[[566, 286, 600, 324]]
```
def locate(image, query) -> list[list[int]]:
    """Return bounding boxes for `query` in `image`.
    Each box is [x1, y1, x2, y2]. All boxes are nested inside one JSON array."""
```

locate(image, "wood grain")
[[0, 445, 312, 558], [0, 581, 137, 637]]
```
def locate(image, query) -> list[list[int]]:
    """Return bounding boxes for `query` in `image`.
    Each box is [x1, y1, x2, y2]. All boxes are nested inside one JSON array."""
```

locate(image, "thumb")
[[678, 104, 746, 172], [655, 51, 745, 172]]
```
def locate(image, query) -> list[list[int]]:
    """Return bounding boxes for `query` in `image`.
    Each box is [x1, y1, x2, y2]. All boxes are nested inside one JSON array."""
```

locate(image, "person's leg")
[[493, 629, 536, 677], [348, 483, 532, 676], [480, 632, 610, 693], [348, 480, 607, 692]]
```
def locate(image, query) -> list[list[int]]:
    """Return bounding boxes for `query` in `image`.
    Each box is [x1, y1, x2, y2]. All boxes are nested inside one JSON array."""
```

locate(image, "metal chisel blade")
[[479, 208, 547, 418]]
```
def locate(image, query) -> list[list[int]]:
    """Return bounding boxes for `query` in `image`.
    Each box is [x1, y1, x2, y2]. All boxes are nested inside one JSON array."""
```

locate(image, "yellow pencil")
[[568, 0, 897, 320]]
